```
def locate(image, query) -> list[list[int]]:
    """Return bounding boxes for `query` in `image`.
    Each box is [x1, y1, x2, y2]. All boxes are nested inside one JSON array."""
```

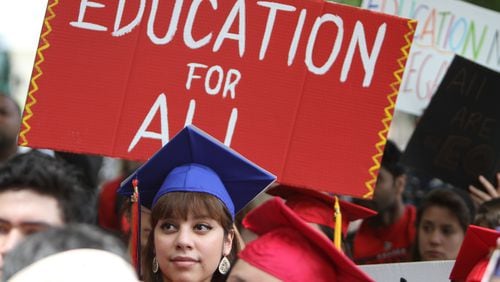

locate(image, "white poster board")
[[360, 260, 455, 282], [362, 0, 500, 115]]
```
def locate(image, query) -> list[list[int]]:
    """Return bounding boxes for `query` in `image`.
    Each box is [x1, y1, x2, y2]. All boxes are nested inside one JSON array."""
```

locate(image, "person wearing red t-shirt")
[[352, 140, 416, 264], [98, 160, 142, 234]]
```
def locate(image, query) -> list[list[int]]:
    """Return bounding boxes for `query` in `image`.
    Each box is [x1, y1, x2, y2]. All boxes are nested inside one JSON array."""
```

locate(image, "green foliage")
[[462, 0, 500, 12], [326, 0, 362, 7], [0, 51, 10, 94]]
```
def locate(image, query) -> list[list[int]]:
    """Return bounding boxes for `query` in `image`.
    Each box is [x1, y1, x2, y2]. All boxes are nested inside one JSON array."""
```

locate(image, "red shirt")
[[97, 177, 124, 232], [352, 205, 416, 264]]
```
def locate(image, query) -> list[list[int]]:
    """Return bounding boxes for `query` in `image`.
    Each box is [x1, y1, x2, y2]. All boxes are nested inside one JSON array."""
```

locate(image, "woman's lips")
[[424, 250, 444, 259], [170, 256, 199, 268]]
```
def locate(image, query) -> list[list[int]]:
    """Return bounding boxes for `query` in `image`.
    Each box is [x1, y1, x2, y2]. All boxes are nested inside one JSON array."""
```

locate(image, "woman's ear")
[[223, 230, 235, 256]]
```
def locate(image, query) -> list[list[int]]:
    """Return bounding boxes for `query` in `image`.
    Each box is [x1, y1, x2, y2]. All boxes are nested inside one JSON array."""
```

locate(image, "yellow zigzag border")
[[363, 20, 417, 199], [19, 0, 59, 146]]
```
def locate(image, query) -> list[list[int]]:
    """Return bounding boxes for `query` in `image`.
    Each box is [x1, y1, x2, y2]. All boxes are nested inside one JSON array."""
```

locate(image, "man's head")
[[3, 224, 129, 280], [0, 151, 96, 277], [372, 140, 407, 212], [0, 93, 21, 162]]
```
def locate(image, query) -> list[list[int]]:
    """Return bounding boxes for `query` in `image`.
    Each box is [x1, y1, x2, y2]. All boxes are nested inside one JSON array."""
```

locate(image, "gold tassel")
[[334, 195, 342, 251]]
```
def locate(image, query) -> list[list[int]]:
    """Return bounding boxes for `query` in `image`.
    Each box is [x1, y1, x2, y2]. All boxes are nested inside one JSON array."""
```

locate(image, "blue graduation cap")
[[118, 125, 276, 218]]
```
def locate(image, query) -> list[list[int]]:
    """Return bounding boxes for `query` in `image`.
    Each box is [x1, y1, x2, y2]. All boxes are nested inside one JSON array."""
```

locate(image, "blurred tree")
[[0, 40, 11, 94], [462, 0, 500, 12], [327, 0, 362, 6]]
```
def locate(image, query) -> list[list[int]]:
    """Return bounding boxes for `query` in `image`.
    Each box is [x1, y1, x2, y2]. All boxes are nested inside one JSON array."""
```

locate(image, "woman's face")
[[418, 206, 465, 261], [154, 212, 233, 282]]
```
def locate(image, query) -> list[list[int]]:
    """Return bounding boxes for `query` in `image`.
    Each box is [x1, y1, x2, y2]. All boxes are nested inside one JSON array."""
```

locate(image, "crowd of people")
[[1, 0, 499, 280], [0, 92, 499, 281]]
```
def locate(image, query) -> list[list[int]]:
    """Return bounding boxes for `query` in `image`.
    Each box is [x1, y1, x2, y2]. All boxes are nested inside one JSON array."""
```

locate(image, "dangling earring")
[[152, 256, 159, 273], [218, 256, 231, 275]]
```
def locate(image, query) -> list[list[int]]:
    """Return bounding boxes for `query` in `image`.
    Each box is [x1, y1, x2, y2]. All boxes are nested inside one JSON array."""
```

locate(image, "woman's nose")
[[428, 230, 442, 245], [175, 227, 194, 250]]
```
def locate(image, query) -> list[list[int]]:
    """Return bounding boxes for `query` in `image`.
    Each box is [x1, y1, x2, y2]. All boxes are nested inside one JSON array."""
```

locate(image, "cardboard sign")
[[362, 0, 500, 116], [360, 260, 455, 282], [402, 55, 500, 190], [20, 0, 416, 198]]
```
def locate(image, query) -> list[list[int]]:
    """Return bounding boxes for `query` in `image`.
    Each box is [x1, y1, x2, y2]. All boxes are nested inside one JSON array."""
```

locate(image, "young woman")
[[118, 126, 275, 282], [413, 187, 473, 261]]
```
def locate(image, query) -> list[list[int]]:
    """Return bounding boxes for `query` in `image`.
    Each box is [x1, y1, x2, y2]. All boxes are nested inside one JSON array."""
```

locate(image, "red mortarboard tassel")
[[130, 178, 141, 277]]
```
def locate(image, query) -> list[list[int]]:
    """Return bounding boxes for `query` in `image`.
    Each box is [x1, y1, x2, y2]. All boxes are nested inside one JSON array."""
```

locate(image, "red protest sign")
[[20, 0, 416, 198]]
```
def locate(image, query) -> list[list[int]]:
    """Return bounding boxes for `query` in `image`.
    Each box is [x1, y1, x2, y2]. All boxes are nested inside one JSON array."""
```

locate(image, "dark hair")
[[2, 223, 128, 280], [54, 151, 103, 190], [381, 140, 406, 177], [412, 187, 472, 260], [0, 150, 96, 224], [474, 198, 500, 229], [142, 192, 240, 282]]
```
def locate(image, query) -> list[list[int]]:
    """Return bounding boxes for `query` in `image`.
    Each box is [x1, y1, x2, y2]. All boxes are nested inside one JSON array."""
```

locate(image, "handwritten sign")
[[20, 0, 416, 198], [362, 0, 500, 115], [402, 55, 500, 190]]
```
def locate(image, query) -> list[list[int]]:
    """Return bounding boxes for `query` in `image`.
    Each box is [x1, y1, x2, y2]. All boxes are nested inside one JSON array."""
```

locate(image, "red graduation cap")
[[449, 225, 500, 281], [240, 197, 374, 282], [267, 184, 376, 237]]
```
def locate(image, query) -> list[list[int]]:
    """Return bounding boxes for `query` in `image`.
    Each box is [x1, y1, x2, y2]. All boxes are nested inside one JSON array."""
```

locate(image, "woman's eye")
[[441, 227, 455, 236], [421, 224, 432, 233], [160, 223, 177, 232], [194, 224, 212, 232]]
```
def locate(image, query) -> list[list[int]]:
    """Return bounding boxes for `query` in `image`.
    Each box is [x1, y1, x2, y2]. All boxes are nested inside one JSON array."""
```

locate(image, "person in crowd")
[[6, 249, 138, 282], [54, 151, 103, 192], [98, 159, 142, 235], [0, 93, 21, 165], [0, 150, 96, 279], [474, 198, 500, 230], [352, 140, 416, 264], [234, 191, 272, 244], [118, 125, 275, 282], [117, 201, 151, 277], [2, 223, 133, 281], [265, 184, 376, 254], [228, 197, 374, 282], [412, 187, 473, 261]]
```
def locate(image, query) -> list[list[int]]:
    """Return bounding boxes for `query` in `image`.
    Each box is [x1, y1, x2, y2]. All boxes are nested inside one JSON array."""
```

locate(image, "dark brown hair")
[[142, 192, 240, 282], [474, 198, 500, 229]]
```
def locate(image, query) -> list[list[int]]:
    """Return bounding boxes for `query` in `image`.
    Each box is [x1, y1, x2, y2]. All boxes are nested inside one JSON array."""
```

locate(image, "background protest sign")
[[19, 0, 416, 198], [402, 55, 500, 190], [362, 0, 500, 116]]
